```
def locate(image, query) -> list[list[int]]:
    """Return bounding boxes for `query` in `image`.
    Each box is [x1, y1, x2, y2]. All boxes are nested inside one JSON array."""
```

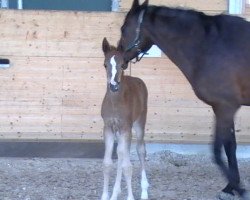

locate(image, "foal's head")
[[118, 0, 152, 63], [102, 38, 128, 93]]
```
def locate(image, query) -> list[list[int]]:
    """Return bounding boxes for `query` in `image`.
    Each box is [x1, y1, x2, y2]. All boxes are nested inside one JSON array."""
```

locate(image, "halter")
[[125, 9, 147, 61]]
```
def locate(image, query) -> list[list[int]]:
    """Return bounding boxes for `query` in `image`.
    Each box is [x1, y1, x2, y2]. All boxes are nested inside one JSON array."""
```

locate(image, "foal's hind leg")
[[213, 105, 246, 197], [101, 126, 115, 200], [133, 115, 149, 199]]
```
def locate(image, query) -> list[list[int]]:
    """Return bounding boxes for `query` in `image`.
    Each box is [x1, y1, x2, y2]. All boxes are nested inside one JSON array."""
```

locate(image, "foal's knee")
[[137, 141, 146, 155], [121, 156, 133, 173], [103, 159, 113, 171]]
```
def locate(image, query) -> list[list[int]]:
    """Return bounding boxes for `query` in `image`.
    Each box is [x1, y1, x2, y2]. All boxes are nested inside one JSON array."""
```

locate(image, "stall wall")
[[0, 0, 250, 143], [119, 0, 228, 13]]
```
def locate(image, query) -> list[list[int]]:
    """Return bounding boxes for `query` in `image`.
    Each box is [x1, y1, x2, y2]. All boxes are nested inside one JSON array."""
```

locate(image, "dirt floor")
[[0, 150, 249, 200]]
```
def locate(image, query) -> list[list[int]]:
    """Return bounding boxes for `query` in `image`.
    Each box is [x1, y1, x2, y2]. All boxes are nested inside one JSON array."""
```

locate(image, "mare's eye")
[[121, 26, 125, 34]]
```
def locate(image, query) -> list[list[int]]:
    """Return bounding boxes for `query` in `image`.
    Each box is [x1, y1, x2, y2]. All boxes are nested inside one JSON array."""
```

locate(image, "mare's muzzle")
[[110, 83, 120, 92]]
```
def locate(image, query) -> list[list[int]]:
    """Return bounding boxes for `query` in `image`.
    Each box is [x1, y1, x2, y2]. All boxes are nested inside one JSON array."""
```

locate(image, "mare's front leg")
[[213, 105, 247, 198], [101, 126, 115, 200]]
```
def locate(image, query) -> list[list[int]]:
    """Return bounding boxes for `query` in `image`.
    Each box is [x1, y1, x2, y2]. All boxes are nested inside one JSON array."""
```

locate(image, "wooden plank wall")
[[119, 0, 228, 13], [0, 0, 250, 143], [0, 10, 124, 141], [245, 1, 250, 19]]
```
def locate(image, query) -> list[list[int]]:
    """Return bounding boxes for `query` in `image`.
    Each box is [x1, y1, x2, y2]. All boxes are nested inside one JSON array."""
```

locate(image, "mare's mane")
[[136, 5, 248, 37]]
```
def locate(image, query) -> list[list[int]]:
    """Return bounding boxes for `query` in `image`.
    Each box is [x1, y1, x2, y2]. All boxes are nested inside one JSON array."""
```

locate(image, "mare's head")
[[118, 0, 152, 64], [102, 38, 128, 93]]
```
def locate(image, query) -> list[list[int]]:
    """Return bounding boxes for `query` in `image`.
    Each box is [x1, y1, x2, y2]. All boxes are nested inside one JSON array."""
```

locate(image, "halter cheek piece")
[[125, 9, 148, 63]]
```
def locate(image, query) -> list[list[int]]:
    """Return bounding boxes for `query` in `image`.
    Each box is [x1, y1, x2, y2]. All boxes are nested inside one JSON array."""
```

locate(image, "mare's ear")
[[142, 0, 149, 7], [131, 0, 140, 10], [102, 37, 111, 55], [117, 39, 123, 52]]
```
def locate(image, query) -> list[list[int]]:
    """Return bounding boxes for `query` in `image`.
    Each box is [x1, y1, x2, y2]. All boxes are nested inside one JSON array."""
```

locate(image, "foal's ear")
[[102, 37, 111, 54]]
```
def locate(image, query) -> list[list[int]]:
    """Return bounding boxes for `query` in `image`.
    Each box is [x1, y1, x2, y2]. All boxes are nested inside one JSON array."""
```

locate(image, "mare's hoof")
[[242, 191, 250, 200], [217, 191, 235, 200]]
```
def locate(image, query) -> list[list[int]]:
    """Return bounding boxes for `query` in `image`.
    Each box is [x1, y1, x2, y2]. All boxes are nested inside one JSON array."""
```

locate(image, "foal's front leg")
[[117, 129, 135, 200], [134, 117, 149, 199], [110, 132, 122, 200], [101, 126, 115, 200]]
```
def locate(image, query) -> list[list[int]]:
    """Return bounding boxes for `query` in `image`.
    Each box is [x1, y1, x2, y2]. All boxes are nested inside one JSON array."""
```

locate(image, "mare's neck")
[[143, 6, 204, 84]]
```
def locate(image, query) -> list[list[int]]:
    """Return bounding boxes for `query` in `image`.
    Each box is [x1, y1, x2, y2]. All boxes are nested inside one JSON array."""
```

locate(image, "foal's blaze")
[[109, 55, 119, 92], [101, 38, 149, 200], [119, 0, 250, 198]]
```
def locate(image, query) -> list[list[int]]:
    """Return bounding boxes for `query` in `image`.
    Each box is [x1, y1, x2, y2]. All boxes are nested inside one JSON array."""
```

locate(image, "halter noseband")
[[125, 9, 146, 53]]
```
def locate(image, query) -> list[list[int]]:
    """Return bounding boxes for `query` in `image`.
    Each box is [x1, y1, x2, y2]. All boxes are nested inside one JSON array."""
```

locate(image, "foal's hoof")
[[216, 191, 235, 200], [101, 193, 109, 200], [141, 193, 148, 199]]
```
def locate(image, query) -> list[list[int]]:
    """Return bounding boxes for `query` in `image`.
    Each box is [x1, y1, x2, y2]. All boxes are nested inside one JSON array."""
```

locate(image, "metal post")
[[111, 0, 119, 12], [229, 0, 245, 14], [1, 0, 9, 8], [17, 0, 23, 9]]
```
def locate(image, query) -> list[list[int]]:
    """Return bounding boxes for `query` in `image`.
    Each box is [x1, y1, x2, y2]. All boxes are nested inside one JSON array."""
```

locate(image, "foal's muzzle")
[[110, 83, 120, 92]]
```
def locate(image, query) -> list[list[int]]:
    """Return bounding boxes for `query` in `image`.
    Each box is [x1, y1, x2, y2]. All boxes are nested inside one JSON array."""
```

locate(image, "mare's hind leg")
[[101, 126, 115, 200], [133, 113, 149, 199], [222, 121, 239, 196], [212, 104, 246, 197]]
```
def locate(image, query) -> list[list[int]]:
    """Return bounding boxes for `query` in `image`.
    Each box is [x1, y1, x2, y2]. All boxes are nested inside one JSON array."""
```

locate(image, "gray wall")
[[9, 0, 111, 11]]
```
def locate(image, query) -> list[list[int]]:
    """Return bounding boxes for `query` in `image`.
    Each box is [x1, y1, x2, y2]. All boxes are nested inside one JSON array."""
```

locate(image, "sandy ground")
[[0, 150, 249, 200]]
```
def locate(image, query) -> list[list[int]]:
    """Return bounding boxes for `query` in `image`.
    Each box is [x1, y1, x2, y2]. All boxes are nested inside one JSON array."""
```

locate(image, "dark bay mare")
[[118, 0, 250, 199]]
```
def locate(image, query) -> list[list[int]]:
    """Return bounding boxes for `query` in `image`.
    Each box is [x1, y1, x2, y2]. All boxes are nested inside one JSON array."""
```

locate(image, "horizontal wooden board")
[[119, 0, 228, 12], [0, 10, 125, 57], [245, 6, 250, 17], [0, 53, 250, 143]]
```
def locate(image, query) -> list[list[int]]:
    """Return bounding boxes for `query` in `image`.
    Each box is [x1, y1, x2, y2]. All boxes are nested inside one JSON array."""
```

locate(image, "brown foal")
[[101, 38, 149, 200]]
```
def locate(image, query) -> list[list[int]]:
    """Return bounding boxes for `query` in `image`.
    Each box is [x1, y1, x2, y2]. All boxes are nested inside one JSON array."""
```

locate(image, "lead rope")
[[129, 61, 132, 76], [110, 92, 117, 138]]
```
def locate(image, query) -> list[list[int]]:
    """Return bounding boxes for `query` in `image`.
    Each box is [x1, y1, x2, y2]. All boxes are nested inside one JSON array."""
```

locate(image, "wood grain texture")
[[0, 9, 249, 143], [119, 0, 228, 13]]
